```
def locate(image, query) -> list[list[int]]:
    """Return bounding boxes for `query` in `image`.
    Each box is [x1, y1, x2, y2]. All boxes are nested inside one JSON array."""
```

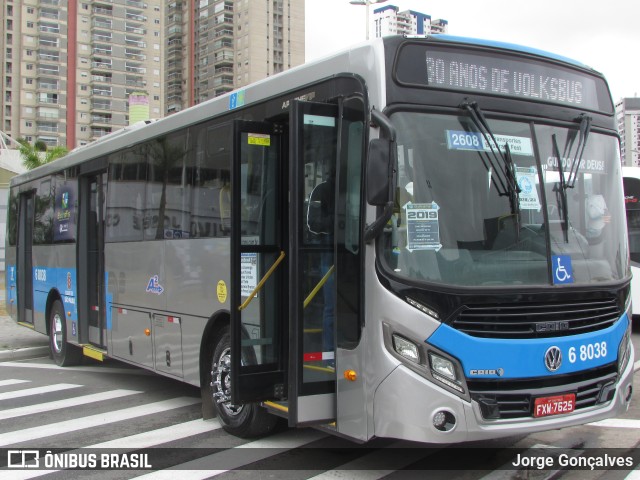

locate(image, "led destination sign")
[[395, 44, 612, 112]]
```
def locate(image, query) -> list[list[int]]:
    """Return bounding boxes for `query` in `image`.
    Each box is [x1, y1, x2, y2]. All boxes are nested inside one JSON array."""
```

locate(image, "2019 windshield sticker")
[[404, 202, 442, 252]]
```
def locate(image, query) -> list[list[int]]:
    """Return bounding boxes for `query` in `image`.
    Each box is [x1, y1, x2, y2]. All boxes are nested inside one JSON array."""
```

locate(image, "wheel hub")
[[212, 347, 244, 416], [52, 314, 63, 354]]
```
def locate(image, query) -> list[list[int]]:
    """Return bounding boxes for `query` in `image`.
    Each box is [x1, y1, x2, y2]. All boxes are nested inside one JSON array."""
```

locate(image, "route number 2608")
[[568, 342, 607, 363]]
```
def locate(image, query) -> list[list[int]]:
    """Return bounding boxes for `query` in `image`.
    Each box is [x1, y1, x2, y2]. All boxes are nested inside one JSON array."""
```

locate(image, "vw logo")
[[544, 346, 562, 372]]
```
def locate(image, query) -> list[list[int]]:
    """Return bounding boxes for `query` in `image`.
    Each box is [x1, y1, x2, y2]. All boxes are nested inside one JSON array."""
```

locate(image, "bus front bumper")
[[372, 348, 634, 444]]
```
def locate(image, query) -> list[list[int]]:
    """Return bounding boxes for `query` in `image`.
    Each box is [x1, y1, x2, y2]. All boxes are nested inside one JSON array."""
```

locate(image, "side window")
[[145, 131, 189, 240], [8, 188, 18, 246], [106, 147, 147, 242], [33, 178, 53, 244], [53, 174, 78, 243], [189, 122, 231, 238]]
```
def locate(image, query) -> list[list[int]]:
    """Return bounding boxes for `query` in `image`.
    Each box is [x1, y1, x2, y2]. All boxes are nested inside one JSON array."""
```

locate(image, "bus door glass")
[[79, 171, 107, 348], [230, 121, 287, 404], [289, 101, 340, 425], [17, 192, 35, 324]]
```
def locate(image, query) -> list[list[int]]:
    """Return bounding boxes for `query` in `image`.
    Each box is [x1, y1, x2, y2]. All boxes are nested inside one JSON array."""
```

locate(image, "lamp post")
[[349, 0, 389, 40]]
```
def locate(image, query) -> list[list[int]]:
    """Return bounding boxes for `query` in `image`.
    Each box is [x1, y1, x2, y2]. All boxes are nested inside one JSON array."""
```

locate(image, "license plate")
[[533, 394, 576, 418]]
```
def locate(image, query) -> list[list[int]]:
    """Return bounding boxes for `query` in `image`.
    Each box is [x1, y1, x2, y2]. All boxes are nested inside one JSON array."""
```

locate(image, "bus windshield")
[[381, 111, 627, 287]]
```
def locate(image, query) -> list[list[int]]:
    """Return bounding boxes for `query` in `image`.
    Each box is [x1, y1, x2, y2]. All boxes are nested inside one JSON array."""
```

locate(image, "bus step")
[[262, 400, 289, 418], [82, 345, 107, 362]]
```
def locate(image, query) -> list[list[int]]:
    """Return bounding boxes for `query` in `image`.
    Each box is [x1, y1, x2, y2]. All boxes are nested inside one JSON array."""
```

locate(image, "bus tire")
[[210, 326, 278, 438], [49, 300, 82, 366]]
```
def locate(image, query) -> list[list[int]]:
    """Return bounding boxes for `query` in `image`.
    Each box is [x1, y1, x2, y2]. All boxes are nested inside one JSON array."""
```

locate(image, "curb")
[[0, 346, 50, 362]]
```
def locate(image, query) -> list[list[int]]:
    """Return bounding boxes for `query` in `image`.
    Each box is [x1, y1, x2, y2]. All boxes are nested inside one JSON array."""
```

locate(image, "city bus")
[[623, 166, 640, 320], [5, 34, 634, 444]]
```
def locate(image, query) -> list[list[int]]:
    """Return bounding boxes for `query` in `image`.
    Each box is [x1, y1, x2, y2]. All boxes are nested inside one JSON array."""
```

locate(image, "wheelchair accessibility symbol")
[[553, 255, 574, 284]]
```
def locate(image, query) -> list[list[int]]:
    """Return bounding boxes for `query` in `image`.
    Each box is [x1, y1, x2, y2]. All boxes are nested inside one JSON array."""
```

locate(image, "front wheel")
[[49, 300, 82, 366], [210, 326, 278, 438]]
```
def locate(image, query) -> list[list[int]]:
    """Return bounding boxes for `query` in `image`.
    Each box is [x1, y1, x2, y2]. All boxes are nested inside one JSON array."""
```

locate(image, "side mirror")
[[367, 138, 392, 206], [364, 109, 397, 243]]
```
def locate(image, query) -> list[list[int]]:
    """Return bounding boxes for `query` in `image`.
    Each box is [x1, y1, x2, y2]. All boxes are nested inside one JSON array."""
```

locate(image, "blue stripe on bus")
[[106, 271, 112, 330], [426, 314, 629, 379], [31, 266, 79, 322]]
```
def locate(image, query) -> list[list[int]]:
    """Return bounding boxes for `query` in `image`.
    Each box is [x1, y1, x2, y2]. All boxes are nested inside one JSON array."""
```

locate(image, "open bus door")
[[78, 170, 107, 355], [17, 192, 35, 326], [230, 120, 288, 405], [230, 98, 367, 438]]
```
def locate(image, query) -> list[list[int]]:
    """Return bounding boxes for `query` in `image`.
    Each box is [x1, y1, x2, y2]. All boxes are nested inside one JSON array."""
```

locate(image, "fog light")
[[429, 353, 456, 381], [392, 334, 420, 363], [433, 410, 456, 432]]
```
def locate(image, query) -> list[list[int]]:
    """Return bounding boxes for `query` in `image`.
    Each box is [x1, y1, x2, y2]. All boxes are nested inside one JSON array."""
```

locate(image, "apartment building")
[[1, 0, 305, 148], [1, 0, 164, 149], [167, 0, 305, 114], [616, 97, 640, 167], [372, 5, 448, 38]]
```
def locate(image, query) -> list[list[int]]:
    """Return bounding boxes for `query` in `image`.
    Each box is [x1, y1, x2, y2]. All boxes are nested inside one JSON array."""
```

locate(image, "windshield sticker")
[[546, 156, 605, 174], [552, 255, 574, 285], [247, 133, 271, 147], [404, 202, 442, 252], [241, 253, 258, 297], [516, 167, 541, 211], [446, 131, 533, 156]]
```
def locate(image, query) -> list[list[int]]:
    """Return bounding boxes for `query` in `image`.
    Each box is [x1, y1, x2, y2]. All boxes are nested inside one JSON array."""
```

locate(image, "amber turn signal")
[[343, 369, 357, 382]]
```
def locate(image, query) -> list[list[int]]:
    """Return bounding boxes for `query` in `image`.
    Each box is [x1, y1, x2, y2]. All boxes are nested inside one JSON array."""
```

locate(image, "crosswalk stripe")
[[626, 468, 640, 479], [0, 383, 82, 401], [0, 379, 30, 387], [134, 428, 327, 479], [0, 361, 153, 375], [0, 396, 201, 447], [306, 441, 435, 480], [589, 418, 640, 429], [5, 419, 223, 480], [0, 389, 140, 421]]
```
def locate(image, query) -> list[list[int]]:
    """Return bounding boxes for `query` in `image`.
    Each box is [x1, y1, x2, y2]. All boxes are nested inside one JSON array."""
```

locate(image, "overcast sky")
[[305, 0, 639, 102]]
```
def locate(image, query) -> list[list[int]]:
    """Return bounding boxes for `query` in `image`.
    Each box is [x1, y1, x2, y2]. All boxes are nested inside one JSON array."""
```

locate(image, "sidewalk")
[[0, 273, 50, 361]]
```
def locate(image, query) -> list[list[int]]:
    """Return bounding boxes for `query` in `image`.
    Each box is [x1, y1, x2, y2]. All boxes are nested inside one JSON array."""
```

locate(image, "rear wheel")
[[210, 326, 278, 438], [49, 300, 82, 366]]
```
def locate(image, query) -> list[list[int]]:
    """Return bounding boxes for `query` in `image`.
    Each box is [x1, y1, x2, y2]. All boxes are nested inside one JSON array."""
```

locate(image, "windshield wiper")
[[460, 100, 521, 219], [564, 114, 592, 189], [551, 134, 569, 242]]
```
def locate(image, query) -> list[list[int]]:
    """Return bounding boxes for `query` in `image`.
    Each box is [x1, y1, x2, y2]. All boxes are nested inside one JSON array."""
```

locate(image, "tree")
[[17, 138, 68, 170]]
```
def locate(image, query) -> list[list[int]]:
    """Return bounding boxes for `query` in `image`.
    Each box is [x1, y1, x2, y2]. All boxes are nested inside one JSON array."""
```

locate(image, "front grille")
[[468, 364, 618, 420], [450, 297, 620, 339]]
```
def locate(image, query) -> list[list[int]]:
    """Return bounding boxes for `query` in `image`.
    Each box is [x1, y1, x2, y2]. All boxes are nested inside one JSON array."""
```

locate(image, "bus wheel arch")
[[200, 311, 230, 419], [47, 295, 82, 366], [200, 313, 278, 437]]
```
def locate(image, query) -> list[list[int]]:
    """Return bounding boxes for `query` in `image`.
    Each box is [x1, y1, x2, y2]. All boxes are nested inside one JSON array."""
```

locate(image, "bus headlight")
[[382, 323, 469, 400], [429, 353, 456, 380], [392, 334, 420, 363], [429, 352, 465, 394]]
